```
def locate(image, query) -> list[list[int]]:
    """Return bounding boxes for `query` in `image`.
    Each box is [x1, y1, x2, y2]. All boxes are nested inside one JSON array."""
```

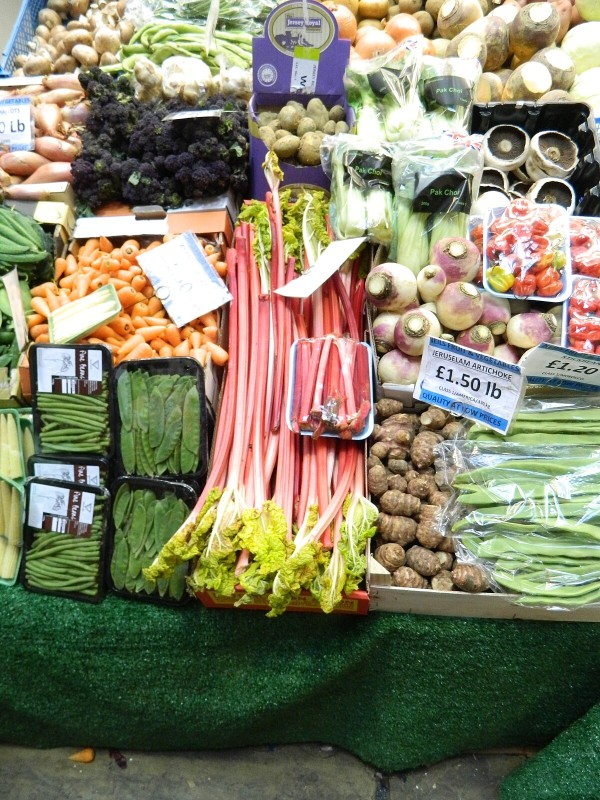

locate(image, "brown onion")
[[33, 103, 63, 137], [34, 136, 81, 162], [353, 28, 396, 58], [0, 151, 50, 177], [35, 88, 85, 106], [22, 161, 72, 184], [42, 73, 82, 91]]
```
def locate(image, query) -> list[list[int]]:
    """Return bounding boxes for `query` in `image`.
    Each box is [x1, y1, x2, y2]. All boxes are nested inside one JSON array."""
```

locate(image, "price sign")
[[276, 237, 365, 298], [137, 231, 232, 327], [519, 342, 600, 392], [290, 46, 319, 94], [0, 97, 34, 151], [414, 337, 526, 434]]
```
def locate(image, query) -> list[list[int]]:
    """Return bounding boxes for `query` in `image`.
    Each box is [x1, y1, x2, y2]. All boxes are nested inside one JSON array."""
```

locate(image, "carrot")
[[31, 296, 51, 318], [117, 334, 144, 359], [75, 272, 91, 298], [180, 325, 195, 340], [30, 323, 49, 339], [79, 238, 99, 258], [90, 325, 121, 340], [109, 316, 133, 337], [90, 275, 109, 290], [121, 341, 154, 361], [34, 333, 50, 343], [54, 257, 68, 280], [205, 252, 220, 266], [158, 344, 173, 358], [130, 302, 149, 318], [204, 243, 217, 255], [68, 748, 95, 764], [143, 241, 162, 252], [77, 250, 99, 269], [122, 239, 140, 252], [106, 337, 123, 348], [108, 277, 129, 291], [204, 340, 229, 366], [27, 313, 45, 328], [136, 326, 167, 342], [191, 347, 207, 366], [131, 274, 147, 292], [164, 324, 181, 347], [59, 273, 77, 290], [190, 330, 203, 350], [129, 265, 143, 276], [142, 315, 168, 327], [132, 316, 146, 329], [117, 269, 134, 282], [99, 257, 121, 273], [44, 289, 60, 313], [32, 282, 56, 297], [141, 285, 155, 298], [146, 297, 163, 315], [99, 236, 113, 253], [57, 290, 70, 306], [198, 312, 218, 327], [117, 286, 138, 307], [150, 338, 164, 352], [214, 260, 227, 278], [88, 339, 119, 354], [173, 339, 190, 357], [203, 325, 219, 342]]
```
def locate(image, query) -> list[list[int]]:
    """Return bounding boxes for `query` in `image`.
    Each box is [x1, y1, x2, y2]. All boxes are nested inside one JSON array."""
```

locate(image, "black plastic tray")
[[21, 477, 111, 604], [29, 343, 114, 459], [28, 455, 110, 488], [470, 102, 600, 215], [107, 476, 197, 606], [111, 357, 208, 484]]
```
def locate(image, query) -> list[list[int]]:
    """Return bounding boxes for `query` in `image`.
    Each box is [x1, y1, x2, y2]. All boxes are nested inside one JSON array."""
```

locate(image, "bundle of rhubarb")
[[144, 169, 377, 615]]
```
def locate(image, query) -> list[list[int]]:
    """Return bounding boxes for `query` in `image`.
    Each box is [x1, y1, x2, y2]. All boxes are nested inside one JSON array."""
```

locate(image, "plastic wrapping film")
[[436, 395, 600, 608], [157, 0, 276, 35], [391, 133, 484, 273]]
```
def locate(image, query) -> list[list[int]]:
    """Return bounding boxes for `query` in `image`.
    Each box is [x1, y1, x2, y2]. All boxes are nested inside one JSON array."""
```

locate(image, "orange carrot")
[[44, 289, 60, 313], [35, 333, 50, 343], [204, 340, 229, 366], [142, 315, 168, 327], [131, 274, 147, 292], [75, 272, 91, 298], [191, 347, 207, 366], [117, 269, 134, 282], [117, 286, 138, 307], [205, 252, 220, 266], [90, 275, 109, 290], [108, 278, 129, 291], [132, 317, 146, 329], [190, 330, 203, 350], [136, 326, 166, 342], [141, 285, 154, 299], [173, 339, 190, 357], [158, 344, 173, 358], [180, 325, 195, 340], [130, 302, 149, 318], [214, 261, 227, 278], [122, 239, 140, 253], [99, 236, 113, 253], [203, 325, 219, 342], [90, 325, 121, 340], [79, 238, 99, 258], [57, 289, 70, 306], [109, 317, 133, 337], [54, 258, 68, 280], [32, 282, 56, 297], [27, 313, 45, 328], [117, 334, 144, 359], [164, 324, 181, 347], [31, 297, 51, 318], [121, 341, 154, 361], [30, 323, 49, 339], [146, 296, 163, 315], [59, 273, 77, 289], [88, 338, 119, 354], [198, 312, 218, 327]]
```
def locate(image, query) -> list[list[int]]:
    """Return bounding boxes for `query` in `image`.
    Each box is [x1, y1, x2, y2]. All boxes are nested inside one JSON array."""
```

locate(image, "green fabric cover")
[[1, 585, 600, 792], [501, 704, 600, 800]]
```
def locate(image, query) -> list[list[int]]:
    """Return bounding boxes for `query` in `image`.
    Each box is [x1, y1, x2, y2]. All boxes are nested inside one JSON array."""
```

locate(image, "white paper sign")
[[33, 462, 101, 486], [137, 231, 232, 327], [28, 482, 95, 536], [291, 46, 319, 94], [36, 346, 103, 394], [414, 337, 526, 434], [275, 237, 366, 298], [1, 268, 28, 353], [519, 342, 600, 392], [0, 97, 34, 151]]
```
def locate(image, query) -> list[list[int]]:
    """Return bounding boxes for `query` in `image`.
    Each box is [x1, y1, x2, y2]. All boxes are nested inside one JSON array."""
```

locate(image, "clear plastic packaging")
[[565, 276, 600, 353], [323, 134, 394, 246], [158, 0, 275, 36], [0, 476, 24, 586], [569, 217, 600, 277], [391, 132, 484, 273]]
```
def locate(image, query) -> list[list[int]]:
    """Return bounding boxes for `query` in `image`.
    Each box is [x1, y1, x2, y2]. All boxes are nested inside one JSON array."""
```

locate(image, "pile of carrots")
[[27, 234, 229, 366]]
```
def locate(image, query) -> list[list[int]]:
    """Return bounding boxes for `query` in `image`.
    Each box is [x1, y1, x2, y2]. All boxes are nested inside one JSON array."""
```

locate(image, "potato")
[[323, 120, 336, 135], [328, 104, 346, 122], [298, 132, 324, 166], [259, 126, 276, 149], [257, 111, 278, 127], [275, 129, 289, 139], [297, 117, 317, 137], [273, 134, 300, 160], [306, 97, 329, 130], [335, 121, 350, 134], [61, 28, 93, 54], [278, 105, 303, 134], [413, 10, 434, 37], [71, 44, 100, 67]]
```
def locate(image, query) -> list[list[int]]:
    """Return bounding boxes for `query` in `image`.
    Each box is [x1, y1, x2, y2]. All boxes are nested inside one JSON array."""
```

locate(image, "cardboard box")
[[5, 194, 76, 260], [367, 550, 600, 622], [197, 587, 369, 615], [249, 0, 350, 199], [166, 192, 237, 245]]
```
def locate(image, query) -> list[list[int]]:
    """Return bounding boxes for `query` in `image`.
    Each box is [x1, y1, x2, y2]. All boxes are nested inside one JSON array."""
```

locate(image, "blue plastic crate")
[[1, 0, 46, 77]]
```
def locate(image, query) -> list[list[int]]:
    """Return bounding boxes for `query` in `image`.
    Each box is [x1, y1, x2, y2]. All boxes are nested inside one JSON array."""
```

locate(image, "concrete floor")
[[0, 744, 528, 799]]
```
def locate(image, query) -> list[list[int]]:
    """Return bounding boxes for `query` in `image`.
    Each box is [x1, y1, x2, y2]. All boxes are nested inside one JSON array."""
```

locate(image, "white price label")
[[519, 342, 600, 392], [0, 97, 34, 151], [290, 46, 319, 94], [36, 347, 103, 394], [414, 337, 526, 434], [28, 483, 95, 537], [276, 237, 365, 298], [33, 463, 101, 486], [137, 231, 232, 328]]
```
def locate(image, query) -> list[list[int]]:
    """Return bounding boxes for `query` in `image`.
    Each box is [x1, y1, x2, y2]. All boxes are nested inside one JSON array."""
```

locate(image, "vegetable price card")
[[137, 231, 232, 327], [519, 342, 600, 392], [0, 97, 34, 151], [414, 337, 526, 434]]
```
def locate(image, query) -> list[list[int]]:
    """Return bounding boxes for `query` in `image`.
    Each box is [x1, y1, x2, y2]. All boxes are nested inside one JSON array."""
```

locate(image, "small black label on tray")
[[422, 76, 471, 110], [345, 151, 393, 189], [412, 171, 471, 213]]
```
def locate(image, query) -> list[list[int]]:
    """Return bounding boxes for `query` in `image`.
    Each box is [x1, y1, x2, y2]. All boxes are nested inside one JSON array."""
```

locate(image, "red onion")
[[479, 292, 511, 337], [394, 309, 442, 357], [506, 313, 557, 350], [456, 325, 495, 355], [430, 237, 480, 284], [365, 262, 418, 312], [372, 312, 402, 354], [416, 264, 446, 302], [435, 282, 483, 331], [378, 349, 421, 385]]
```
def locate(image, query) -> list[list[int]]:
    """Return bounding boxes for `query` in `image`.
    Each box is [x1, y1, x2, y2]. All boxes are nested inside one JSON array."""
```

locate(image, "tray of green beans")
[[22, 478, 110, 603], [108, 477, 196, 606], [28, 455, 110, 488], [29, 343, 114, 458]]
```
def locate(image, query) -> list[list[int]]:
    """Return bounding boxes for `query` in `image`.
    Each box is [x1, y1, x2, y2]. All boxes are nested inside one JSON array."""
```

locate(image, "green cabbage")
[[576, 0, 600, 22], [561, 23, 600, 74], [569, 68, 600, 117]]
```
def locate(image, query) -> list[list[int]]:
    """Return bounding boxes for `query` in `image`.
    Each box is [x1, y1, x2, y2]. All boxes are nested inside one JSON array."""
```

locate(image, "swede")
[[435, 282, 483, 331], [378, 349, 422, 385], [365, 263, 418, 312]]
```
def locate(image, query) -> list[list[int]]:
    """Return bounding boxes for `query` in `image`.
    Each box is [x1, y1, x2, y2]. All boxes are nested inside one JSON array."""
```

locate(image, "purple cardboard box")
[[249, 0, 351, 200]]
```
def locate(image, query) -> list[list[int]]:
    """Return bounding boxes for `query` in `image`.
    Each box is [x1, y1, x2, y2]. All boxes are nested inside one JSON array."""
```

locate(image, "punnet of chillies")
[[484, 199, 569, 301], [567, 277, 600, 355], [570, 218, 600, 278]]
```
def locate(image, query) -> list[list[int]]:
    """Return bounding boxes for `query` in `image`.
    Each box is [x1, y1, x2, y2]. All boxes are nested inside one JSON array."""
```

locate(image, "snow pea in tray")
[[108, 477, 196, 606], [29, 343, 113, 458], [112, 357, 208, 485], [21, 478, 110, 603]]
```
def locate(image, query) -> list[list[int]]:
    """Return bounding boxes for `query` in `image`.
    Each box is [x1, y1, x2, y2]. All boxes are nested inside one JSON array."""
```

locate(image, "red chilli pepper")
[[513, 273, 537, 297]]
